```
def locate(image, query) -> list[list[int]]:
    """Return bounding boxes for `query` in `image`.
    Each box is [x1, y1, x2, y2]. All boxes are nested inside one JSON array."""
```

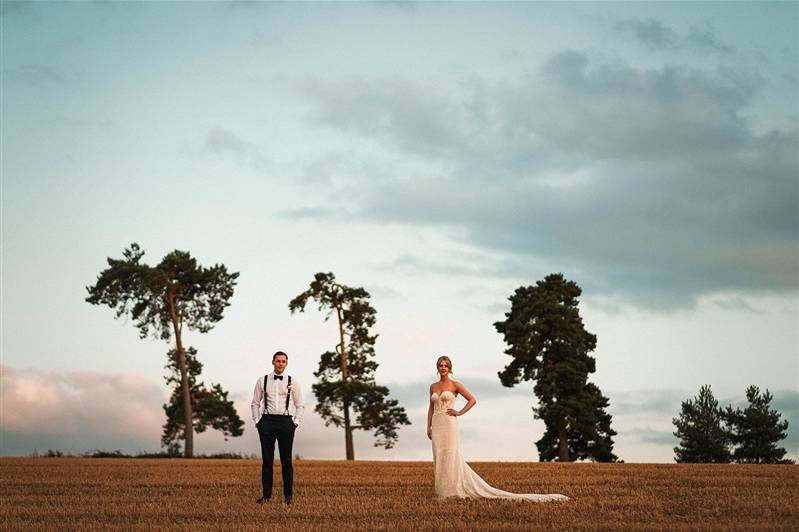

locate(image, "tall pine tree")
[[673, 384, 731, 463], [724, 385, 793, 464], [289, 272, 410, 460], [494, 273, 617, 462], [86, 243, 238, 457]]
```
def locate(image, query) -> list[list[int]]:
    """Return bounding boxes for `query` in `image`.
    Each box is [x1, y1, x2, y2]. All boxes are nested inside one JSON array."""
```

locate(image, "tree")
[[289, 272, 410, 460], [494, 273, 617, 462], [161, 347, 245, 456], [86, 243, 239, 457], [673, 385, 731, 463], [724, 385, 793, 464]]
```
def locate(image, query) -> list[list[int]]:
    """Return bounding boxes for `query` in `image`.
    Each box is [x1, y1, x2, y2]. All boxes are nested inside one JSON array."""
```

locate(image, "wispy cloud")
[[203, 127, 257, 155], [4, 64, 72, 87]]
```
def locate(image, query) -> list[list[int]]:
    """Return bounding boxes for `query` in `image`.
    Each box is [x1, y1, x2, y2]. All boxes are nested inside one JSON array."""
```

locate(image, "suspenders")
[[262, 374, 292, 416]]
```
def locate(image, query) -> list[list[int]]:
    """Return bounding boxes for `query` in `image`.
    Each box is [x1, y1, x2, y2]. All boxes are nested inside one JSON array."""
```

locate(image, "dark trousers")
[[256, 414, 296, 499]]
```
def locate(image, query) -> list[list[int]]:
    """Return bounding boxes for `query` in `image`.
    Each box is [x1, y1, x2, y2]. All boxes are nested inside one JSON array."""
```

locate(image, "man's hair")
[[273, 351, 288, 362]]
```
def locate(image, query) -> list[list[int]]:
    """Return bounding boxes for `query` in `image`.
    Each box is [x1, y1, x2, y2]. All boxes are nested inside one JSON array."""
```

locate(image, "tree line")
[[673, 384, 792, 464], [85, 244, 790, 464]]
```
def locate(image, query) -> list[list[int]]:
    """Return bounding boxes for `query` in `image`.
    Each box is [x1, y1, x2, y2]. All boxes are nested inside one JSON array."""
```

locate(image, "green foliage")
[[536, 383, 617, 462], [289, 272, 410, 453], [161, 347, 245, 452], [85, 243, 239, 341], [83, 450, 130, 458], [494, 273, 617, 462], [673, 385, 731, 463], [80, 450, 252, 459], [724, 385, 793, 464]]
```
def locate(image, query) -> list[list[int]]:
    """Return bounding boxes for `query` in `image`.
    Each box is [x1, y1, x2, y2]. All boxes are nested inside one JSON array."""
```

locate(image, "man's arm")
[[291, 379, 305, 426], [251, 377, 263, 424]]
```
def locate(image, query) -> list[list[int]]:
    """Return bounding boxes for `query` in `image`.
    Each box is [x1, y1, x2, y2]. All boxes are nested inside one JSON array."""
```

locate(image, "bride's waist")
[[432, 410, 455, 416]]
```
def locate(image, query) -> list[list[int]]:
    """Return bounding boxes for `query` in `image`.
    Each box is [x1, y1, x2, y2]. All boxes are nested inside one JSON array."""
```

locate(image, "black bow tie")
[[274, 375, 284, 380]]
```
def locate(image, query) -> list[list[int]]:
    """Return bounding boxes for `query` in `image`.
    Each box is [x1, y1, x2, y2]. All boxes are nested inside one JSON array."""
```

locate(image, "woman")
[[427, 355, 569, 501]]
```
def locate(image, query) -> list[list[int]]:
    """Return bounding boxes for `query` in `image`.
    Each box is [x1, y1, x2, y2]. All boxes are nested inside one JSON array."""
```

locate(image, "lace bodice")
[[431, 390, 456, 414]]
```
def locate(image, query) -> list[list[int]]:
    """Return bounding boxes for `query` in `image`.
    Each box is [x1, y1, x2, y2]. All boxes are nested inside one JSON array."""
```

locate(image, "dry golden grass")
[[1, 458, 797, 530]]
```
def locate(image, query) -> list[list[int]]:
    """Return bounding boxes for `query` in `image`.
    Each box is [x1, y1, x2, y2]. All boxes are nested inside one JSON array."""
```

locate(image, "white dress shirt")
[[251, 372, 305, 426]]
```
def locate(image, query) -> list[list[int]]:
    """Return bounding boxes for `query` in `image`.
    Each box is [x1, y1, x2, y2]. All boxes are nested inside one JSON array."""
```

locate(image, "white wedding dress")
[[431, 390, 569, 502]]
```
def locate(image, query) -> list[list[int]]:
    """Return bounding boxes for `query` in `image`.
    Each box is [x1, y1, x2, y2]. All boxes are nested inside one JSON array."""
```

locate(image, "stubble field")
[[1, 458, 797, 530]]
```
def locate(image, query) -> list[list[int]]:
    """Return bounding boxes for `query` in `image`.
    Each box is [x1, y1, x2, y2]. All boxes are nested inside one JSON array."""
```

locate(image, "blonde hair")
[[436, 355, 453, 373]]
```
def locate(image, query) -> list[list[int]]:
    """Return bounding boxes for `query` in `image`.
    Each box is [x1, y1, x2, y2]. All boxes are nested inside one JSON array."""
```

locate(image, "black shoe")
[[256, 496, 271, 504], [285, 497, 293, 505]]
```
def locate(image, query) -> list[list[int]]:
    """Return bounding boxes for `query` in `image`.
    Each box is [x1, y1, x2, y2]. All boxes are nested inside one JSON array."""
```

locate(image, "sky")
[[1, 1, 797, 463]]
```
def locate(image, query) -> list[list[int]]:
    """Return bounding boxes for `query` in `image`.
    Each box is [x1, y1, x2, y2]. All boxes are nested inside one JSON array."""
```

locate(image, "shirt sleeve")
[[251, 376, 263, 424], [291, 378, 305, 426]]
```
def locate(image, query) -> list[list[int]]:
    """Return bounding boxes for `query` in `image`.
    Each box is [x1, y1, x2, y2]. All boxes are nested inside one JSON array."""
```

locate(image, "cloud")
[[615, 19, 678, 50], [373, 1, 417, 13], [4, 64, 71, 87], [685, 21, 735, 55], [608, 389, 687, 416], [615, 18, 735, 55], [223, 0, 272, 11], [286, 49, 798, 309], [203, 127, 257, 155], [0, 365, 165, 455], [625, 426, 676, 445], [0, 1, 31, 16]]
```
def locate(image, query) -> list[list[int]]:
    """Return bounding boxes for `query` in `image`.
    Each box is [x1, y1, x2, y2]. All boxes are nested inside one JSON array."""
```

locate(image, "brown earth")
[[1, 458, 797, 530]]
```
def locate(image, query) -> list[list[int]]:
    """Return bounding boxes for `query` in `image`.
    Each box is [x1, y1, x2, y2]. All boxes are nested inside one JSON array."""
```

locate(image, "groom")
[[251, 351, 304, 505]]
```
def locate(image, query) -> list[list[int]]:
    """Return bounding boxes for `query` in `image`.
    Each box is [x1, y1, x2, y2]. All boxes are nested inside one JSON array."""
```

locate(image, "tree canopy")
[[494, 273, 617, 462], [724, 385, 792, 464], [673, 384, 731, 463]]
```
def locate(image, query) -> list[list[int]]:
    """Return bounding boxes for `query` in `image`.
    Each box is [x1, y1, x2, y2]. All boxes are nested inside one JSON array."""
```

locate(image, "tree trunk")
[[336, 304, 354, 460], [343, 398, 354, 460], [558, 424, 569, 462], [168, 293, 193, 458], [335, 305, 349, 379]]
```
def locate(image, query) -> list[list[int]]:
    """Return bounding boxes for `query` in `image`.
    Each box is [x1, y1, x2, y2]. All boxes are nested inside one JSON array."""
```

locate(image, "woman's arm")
[[426, 384, 434, 440], [448, 380, 477, 417]]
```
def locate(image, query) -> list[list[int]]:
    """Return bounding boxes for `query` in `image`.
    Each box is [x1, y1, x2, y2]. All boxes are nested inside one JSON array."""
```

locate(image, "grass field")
[[1, 458, 797, 530]]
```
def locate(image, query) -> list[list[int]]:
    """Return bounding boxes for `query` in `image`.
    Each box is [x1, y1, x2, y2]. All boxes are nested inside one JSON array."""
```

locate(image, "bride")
[[427, 355, 569, 502]]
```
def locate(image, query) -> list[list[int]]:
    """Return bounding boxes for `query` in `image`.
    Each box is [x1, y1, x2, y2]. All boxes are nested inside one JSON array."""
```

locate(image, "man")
[[251, 351, 304, 505]]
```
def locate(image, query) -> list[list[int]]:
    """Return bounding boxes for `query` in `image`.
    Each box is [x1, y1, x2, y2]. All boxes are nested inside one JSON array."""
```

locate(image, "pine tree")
[[161, 347, 245, 455], [494, 273, 617, 462], [289, 272, 410, 459], [724, 385, 793, 464], [86, 243, 239, 456], [673, 385, 731, 463]]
